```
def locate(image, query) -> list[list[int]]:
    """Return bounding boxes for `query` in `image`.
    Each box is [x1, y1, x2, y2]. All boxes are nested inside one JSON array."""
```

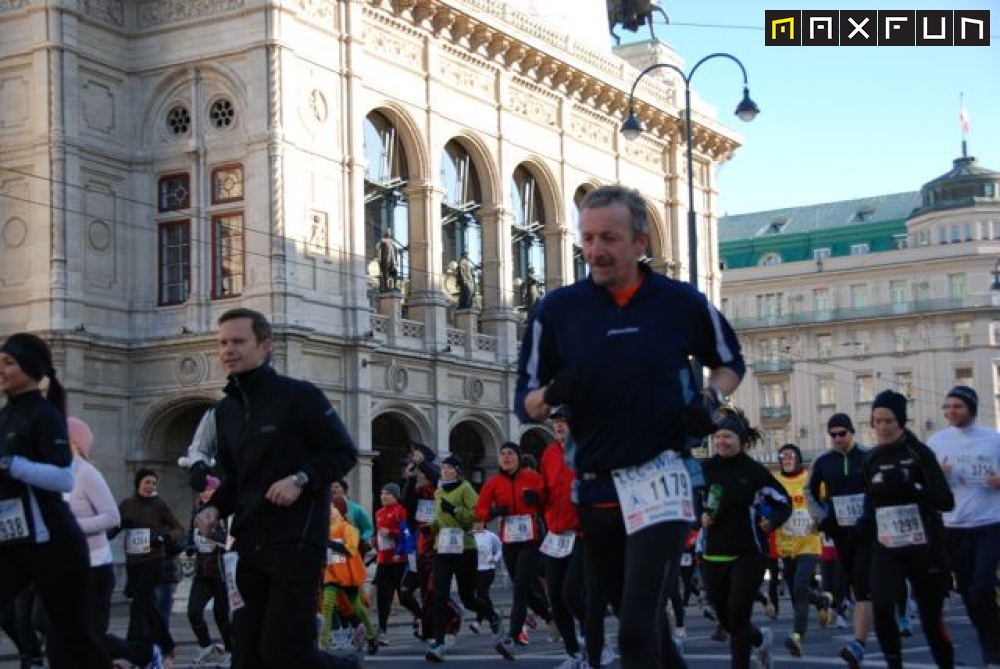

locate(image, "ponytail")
[[46, 373, 66, 413]]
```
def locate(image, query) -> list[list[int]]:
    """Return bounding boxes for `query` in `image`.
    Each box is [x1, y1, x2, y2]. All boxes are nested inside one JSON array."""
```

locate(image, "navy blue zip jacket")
[[515, 267, 744, 499], [211, 364, 358, 556], [807, 443, 868, 530]]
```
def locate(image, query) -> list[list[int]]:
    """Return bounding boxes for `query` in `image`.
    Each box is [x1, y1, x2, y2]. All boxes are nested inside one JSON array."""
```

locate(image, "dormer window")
[[767, 216, 789, 234]]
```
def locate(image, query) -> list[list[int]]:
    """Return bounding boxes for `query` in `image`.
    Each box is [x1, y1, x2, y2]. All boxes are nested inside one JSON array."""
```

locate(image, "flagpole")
[[959, 92, 969, 158]]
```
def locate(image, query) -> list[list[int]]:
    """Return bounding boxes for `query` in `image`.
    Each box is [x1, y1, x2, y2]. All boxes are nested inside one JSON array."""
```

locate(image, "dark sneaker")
[[494, 637, 516, 661], [840, 640, 865, 669]]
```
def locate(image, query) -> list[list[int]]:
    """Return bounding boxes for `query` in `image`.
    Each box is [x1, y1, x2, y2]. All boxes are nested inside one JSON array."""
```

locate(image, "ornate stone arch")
[[370, 401, 434, 446], [448, 132, 501, 206], [137, 64, 250, 150], [365, 103, 429, 181]]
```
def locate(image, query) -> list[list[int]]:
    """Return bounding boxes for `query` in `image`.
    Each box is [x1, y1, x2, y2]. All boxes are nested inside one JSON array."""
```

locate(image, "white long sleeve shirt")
[[928, 423, 1000, 528], [66, 456, 121, 566]]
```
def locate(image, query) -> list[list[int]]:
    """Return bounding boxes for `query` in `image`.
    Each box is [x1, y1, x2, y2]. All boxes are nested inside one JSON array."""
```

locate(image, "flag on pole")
[[959, 94, 971, 136]]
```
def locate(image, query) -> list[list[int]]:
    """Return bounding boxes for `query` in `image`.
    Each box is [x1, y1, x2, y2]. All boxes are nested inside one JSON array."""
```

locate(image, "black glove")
[[327, 540, 348, 555], [682, 389, 721, 438], [188, 461, 210, 493], [817, 514, 837, 536], [151, 534, 166, 548], [523, 489, 540, 506], [489, 504, 509, 520], [440, 499, 456, 515], [543, 368, 579, 407]]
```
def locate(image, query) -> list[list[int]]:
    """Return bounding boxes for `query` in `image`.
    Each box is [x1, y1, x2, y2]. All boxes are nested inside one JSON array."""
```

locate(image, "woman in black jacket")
[[0, 333, 112, 668], [701, 408, 792, 669], [859, 390, 955, 669]]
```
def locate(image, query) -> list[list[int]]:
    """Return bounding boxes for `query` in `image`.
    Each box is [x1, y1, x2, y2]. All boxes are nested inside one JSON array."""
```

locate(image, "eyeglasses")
[[828, 430, 849, 438]]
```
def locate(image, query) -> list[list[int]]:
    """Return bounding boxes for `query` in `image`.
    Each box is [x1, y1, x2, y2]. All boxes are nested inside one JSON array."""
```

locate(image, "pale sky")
[[623, 0, 999, 215], [503, 1, 997, 215]]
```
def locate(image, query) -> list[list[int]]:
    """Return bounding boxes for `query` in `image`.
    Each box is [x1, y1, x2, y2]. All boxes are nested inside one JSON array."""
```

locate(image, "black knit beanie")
[[946, 385, 978, 417], [872, 390, 908, 426], [1, 333, 55, 382]]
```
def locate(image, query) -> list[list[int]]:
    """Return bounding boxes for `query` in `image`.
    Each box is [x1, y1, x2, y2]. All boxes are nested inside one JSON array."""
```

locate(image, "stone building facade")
[[719, 154, 1000, 463], [0, 1, 741, 515]]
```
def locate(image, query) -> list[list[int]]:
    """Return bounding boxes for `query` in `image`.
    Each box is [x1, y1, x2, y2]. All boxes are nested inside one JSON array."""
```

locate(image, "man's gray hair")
[[580, 185, 649, 239]]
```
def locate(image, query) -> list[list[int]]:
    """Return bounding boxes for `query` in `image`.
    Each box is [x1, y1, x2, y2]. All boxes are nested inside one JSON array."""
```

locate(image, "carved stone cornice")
[[364, 0, 742, 159], [137, 0, 244, 30]]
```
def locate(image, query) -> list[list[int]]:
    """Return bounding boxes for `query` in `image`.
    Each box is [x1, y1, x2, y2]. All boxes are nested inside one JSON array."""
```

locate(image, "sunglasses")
[[828, 430, 849, 438]]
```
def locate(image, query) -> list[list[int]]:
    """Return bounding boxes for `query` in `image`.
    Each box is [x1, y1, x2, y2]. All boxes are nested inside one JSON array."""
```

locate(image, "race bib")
[[436, 527, 465, 554], [957, 454, 997, 488], [415, 499, 436, 523], [222, 551, 244, 611], [876, 504, 927, 549], [502, 514, 534, 543], [680, 553, 693, 567], [0, 498, 30, 543], [832, 494, 865, 527], [612, 451, 695, 535], [194, 531, 217, 554], [539, 531, 575, 558], [377, 534, 396, 551], [125, 528, 151, 555], [327, 541, 348, 565], [782, 509, 814, 537]]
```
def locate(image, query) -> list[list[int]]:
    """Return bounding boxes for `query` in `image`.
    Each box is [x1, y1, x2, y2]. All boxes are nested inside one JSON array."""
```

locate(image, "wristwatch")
[[0, 456, 11, 473], [292, 471, 309, 488]]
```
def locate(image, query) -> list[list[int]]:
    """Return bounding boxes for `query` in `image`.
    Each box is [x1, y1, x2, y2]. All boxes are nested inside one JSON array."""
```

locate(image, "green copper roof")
[[718, 191, 921, 243]]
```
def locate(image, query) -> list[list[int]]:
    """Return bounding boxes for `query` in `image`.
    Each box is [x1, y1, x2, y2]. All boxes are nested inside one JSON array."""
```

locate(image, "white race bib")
[[377, 534, 396, 551], [415, 499, 436, 523], [612, 451, 695, 535], [680, 553, 693, 567], [502, 514, 534, 543], [782, 509, 814, 537], [436, 527, 465, 554], [194, 531, 218, 554], [327, 541, 348, 565], [832, 493, 866, 527], [957, 454, 997, 488], [125, 528, 151, 555], [539, 531, 575, 558], [0, 498, 30, 543], [222, 551, 244, 611], [876, 504, 927, 549]]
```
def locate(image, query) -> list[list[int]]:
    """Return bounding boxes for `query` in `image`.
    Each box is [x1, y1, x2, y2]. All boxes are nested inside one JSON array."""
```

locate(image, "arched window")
[[759, 252, 783, 266], [364, 112, 410, 296], [440, 141, 483, 310], [511, 165, 546, 312]]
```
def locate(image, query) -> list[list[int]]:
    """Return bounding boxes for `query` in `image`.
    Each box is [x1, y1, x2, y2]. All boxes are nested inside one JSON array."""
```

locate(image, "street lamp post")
[[620, 53, 759, 288]]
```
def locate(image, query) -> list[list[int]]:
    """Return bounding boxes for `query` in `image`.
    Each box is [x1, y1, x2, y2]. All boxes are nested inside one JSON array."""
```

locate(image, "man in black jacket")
[[196, 308, 359, 668]]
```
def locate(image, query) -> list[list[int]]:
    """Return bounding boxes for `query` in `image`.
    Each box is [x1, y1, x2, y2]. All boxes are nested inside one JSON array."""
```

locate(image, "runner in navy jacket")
[[515, 185, 745, 669]]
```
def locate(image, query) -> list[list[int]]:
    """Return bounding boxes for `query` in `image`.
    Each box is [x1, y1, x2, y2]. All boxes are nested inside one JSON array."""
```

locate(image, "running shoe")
[[784, 632, 803, 658], [756, 627, 774, 669], [600, 644, 617, 666], [425, 641, 446, 663], [146, 644, 165, 669], [839, 639, 865, 669], [495, 636, 516, 661], [554, 653, 590, 669], [898, 615, 913, 637], [516, 630, 530, 646], [469, 621, 482, 634]]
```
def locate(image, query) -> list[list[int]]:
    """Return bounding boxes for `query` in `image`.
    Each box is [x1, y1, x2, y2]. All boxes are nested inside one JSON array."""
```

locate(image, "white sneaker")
[[835, 614, 849, 629], [216, 652, 232, 669], [600, 644, 616, 666], [554, 654, 590, 669], [193, 644, 219, 665], [755, 627, 773, 669], [673, 626, 687, 654]]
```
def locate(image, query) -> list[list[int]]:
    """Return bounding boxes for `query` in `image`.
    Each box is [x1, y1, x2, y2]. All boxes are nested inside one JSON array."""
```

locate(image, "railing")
[[751, 359, 794, 374], [760, 405, 792, 420], [728, 294, 998, 331]]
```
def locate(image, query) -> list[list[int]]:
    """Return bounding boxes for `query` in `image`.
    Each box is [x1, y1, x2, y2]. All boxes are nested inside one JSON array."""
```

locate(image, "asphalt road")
[[0, 582, 987, 668]]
